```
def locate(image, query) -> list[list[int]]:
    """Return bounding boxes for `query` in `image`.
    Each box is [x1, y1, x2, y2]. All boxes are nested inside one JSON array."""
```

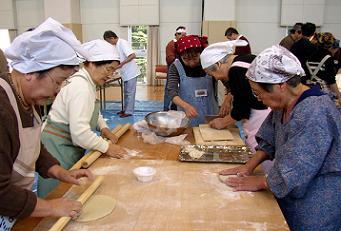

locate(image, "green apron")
[[38, 76, 101, 198]]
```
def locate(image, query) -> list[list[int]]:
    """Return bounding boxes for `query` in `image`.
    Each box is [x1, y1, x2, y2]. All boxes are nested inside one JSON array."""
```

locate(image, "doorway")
[[129, 25, 148, 84]]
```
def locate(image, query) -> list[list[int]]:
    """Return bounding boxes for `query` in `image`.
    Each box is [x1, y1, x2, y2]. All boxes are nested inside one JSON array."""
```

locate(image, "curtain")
[[146, 26, 159, 86], [8, 29, 17, 42]]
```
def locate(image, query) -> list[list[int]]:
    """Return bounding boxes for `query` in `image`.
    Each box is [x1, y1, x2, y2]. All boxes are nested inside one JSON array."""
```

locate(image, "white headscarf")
[[246, 45, 305, 84], [200, 40, 248, 69], [82, 39, 120, 62], [5, 17, 89, 73]]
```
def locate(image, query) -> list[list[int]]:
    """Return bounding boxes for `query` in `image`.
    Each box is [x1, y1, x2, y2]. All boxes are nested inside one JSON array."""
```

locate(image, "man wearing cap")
[[0, 18, 93, 229], [224, 27, 251, 55], [163, 26, 187, 111], [279, 22, 303, 50], [200, 40, 271, 163], [103, 31, 141, 118], [166, 26, 187, 66], [38, 39, 127, 197], [220, 45, 341, 231]]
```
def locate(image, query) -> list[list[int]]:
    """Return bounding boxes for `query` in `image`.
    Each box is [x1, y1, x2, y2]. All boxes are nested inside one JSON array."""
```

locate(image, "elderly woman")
[[200, 41, 271, 155], [220, 45, 341, 230], [38, 39, 126, 197], [166, 35, 218, 126], [0, 18, 93, 229]]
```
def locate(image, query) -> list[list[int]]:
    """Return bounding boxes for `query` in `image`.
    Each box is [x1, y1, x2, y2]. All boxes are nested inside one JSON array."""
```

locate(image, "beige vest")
[[0, 78, 41, 190]]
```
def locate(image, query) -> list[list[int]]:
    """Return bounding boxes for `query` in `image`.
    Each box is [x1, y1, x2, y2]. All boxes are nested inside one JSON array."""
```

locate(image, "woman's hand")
[[219, 164, 253, 177], [219, 93, 232, 117], [209, 115, 235, 129], [48, 165, 94, 185], [184, 104, 199, 118], [224, 176, 267, 192], [33, 198, 82, 219], [105, 143, 126, 158], [101, 127, 118, 144]]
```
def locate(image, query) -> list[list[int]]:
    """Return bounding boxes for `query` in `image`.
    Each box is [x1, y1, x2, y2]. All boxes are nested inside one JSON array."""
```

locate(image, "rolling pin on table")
[[13, 126, 289, 231]]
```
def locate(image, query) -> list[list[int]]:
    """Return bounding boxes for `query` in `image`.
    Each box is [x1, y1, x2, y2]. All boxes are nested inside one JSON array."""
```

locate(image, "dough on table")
[[185, 146, 205, 159], [76, 195, 116, 222]]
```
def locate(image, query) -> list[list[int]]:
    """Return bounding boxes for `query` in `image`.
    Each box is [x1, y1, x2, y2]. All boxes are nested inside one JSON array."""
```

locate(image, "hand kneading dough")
[[76, 195, 116, 222], [218, 174, 230, 183]]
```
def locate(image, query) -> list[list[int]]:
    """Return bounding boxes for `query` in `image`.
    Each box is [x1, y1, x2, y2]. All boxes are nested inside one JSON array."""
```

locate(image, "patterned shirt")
[[256, 87, 341, 230]]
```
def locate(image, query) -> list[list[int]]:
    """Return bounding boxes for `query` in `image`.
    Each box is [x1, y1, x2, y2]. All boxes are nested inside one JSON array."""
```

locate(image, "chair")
[[154, 64, 168, 86]]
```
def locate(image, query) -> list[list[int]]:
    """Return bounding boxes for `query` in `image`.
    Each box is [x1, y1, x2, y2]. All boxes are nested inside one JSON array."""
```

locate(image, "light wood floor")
[[100, 85, 164, 101]]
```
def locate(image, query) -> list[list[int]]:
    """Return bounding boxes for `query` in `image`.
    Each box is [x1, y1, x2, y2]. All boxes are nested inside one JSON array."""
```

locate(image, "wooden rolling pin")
[[81, 123, 130, 168], [48, 175, 104, 231], [69, 125, 123, 170]]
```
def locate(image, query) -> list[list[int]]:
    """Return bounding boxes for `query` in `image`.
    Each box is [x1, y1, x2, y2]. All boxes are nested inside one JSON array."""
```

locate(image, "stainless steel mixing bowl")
[[145, 111, 189, 137]]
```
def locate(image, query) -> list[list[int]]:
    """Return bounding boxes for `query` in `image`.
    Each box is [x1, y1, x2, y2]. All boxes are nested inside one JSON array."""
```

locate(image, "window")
[[129, 26, 148, 84]]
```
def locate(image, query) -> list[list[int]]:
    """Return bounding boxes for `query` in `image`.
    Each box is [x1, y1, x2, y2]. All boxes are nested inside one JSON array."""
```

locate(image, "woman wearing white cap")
[[200, 40, 271, 155], [219, 45, 341, 231], [0, 18, 93, 229], [38, 39, 126, 197]]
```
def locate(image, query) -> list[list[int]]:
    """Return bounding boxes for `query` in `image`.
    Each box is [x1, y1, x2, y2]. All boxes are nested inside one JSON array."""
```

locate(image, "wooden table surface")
[[13, 128, 289, 231]]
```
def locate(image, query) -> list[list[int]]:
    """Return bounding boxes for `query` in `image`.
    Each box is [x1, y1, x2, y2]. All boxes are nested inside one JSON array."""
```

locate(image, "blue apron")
[[174, 59, 218, 126]]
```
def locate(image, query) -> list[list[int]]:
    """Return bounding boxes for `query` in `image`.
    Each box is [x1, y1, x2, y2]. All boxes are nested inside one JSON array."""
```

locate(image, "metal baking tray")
[[179, 144, 253, 164]]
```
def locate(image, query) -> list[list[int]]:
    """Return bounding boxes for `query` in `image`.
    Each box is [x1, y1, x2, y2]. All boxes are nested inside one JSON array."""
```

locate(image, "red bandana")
[[176, 35, 202, 54]]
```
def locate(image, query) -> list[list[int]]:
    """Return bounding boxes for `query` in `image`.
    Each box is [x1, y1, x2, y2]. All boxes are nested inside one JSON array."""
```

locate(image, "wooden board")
[[193, 127, 244, 146], [33, 159, 289, 231], [199, 124, 234, 141]]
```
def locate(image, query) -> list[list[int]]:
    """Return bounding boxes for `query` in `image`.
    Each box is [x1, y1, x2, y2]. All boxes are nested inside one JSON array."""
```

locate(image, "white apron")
[[0, 78, 42, 231]]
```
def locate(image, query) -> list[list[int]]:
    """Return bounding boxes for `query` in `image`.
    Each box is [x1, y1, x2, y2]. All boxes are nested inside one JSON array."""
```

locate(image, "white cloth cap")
[[246, 45, 305, 84], [200, 40, 248, 69], [82, 39, 120, 62], [5, 17, 89, 73], [176, 28, 186, 33]]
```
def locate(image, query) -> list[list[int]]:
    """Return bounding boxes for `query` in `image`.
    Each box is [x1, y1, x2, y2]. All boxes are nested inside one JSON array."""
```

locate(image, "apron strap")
[[0, 78, 24, 129]]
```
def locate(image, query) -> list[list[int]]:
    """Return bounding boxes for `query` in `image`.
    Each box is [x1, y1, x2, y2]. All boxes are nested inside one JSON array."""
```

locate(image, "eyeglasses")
[[45, 72, 64, 90], [251, 89, 262, 100]]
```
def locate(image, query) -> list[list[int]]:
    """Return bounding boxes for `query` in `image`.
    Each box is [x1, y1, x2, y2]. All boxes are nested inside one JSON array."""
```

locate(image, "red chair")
[[154, 65, 168, 86]]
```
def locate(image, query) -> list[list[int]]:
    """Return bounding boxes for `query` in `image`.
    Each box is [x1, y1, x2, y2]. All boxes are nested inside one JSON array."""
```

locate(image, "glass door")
[[129, 25, 148, 84]]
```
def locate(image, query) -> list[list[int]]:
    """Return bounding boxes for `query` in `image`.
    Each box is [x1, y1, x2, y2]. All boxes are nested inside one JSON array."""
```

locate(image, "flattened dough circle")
[[76, 195, 116, 222]]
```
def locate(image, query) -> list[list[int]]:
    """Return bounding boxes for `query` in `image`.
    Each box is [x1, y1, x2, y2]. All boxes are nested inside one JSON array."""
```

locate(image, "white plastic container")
[[133, 166, 156, 183]]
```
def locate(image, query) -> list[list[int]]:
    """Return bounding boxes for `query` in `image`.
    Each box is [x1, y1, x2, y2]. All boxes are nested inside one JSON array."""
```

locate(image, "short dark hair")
[[84, 60, 118, 67], [176, 26, 186, 31], [257, 75, 302, 92], [103, 30, 118, 40], [225, 27, 238, 37], [289, 23, 303, 34], [302, 23, 316, 37]]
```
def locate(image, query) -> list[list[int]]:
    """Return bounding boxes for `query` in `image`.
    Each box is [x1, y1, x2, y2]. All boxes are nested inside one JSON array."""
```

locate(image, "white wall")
[[15, 0, 44, 34], [159, 0, 202, 63], [9, 0, 341, 58], [236, 0, 287, 54], [322, 0, 341, 40], [80, 0, 128, 42]]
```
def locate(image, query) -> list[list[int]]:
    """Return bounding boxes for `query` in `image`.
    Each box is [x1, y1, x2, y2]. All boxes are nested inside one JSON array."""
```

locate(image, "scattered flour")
[[92, 165, 121, 175]]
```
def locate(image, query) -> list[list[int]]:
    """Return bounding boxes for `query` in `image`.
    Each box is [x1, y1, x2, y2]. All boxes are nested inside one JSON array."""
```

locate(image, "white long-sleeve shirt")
[[48, 67, 109, 153]]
